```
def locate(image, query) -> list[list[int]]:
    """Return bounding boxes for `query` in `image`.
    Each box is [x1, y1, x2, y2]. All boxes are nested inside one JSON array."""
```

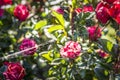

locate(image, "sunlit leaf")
[[50, 58, 65, 65], [52, 11, 64, 26], [41, 51, 53, 62], [34, 20, 47, 30], [48, 25, 64, 33]]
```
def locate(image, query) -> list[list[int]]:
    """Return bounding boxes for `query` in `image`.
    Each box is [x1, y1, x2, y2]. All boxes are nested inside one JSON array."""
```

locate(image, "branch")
[[0, 40, 55, 61]]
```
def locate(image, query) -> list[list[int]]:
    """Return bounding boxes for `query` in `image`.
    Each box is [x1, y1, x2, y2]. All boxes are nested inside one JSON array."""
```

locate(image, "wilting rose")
[[74, 8, 82, 14], [103, 0, 117, 4], [97, 50, 109, 58], [3, 62, 25, 80], [60, 41, 81, 59], [109, 1, 120, 24], [87, 26, 101, 41], [14, 4, 29, 21], [19, 38, 37, 55], [0, 8, 4, 17], [83, 5, 94, 13], [95, 2, 110, 24], [0, 0, 12, 6]]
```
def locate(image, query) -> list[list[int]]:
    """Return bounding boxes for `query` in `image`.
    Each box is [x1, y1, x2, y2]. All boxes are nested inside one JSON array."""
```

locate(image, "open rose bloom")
[[19, 38, 37, 56], [95, 2, 110, 24], [60, 41, 81, 59], [3, 62, 25, 80], [109, 1, 120, 24], [14, 4, 29, 21]]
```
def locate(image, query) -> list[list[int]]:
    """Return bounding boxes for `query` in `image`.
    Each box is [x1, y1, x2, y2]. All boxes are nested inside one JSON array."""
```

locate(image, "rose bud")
[[0, 8, 4, 17], [87, 26, 101, 41], [95, 2, 110, 24], [14, 4, 29, 21], [103, 0, 117, 4], [83, 5, 94, 13], [109, 1, 120, 24], [19, 38, 37, 55], [0, 0, 12, 6], [74, 8, 82, 14], [60, 41, 81, 59], [53, 6, 64, 15], [3, 62, 25, 80], [97, 49, 109, 58]]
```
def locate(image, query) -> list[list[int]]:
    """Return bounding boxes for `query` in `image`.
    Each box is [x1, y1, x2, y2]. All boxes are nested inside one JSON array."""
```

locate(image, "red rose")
[[83, 5, 94, 13], [103, 0, 117, 4], [0, 8, 4, 17], [74, 8, 82, 14], [0, 0, 12, 6], [14, 4, 29, 21], [60, 41, 81, 59], [87, 26, 101, 41], [109, 1, 120, 24], [3, 62, 25, 80], [95, 2, 110, 24], [19, 38, 37, 55], [97, 50, 109, 58]]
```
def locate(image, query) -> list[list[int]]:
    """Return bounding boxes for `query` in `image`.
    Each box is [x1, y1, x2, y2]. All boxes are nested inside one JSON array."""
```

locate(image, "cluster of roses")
[[1, 0, 110, 80], [0, 0, 29, 21], [96, 0, 120, 24]]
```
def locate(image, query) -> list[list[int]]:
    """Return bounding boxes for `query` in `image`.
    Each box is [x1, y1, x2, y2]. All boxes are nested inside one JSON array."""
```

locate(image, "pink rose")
[[19, 38, 37, 55], [87, 26, 101, 41], [60, 41, 81, 59], [97, 50, 109, 58], [14, 4, 29, 21], [83, 5, 94, 13], [0, 8, 4, 17], [95, 2, 110, 24], [103, 0, 117, 4], [0, 0, 12, 6], [74, 8, 82, 14], [3, 62, 25, 80], [109, 1, 120, 24]]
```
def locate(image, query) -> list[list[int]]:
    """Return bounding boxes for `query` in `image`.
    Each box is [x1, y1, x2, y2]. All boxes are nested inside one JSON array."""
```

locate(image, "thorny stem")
[[0, 40, 55, 61]]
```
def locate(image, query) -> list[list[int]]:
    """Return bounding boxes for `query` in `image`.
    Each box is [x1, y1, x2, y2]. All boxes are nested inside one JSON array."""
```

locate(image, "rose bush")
[[0, 0, 120, 80]]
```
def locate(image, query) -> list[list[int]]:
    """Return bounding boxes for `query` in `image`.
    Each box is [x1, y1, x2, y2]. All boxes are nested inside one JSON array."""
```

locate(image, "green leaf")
[[0, 21, 3, 26], [50, 58, 65, 65], [47, 25, 67, 36], [48, 25, 64, 33], [80, 69, 86, 78], [34, 20, 47, 30], [52, 11, 64, 26], [98, 39, 114, 55], [72, 0, 77, 8], [40, 51, 53, 62], [94, 68, 108, 80], [107, 41, 113, 52]]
